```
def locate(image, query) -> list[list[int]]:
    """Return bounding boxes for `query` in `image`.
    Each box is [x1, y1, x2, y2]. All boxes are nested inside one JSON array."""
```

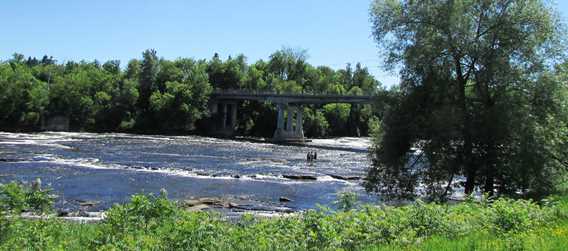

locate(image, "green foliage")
[[335, 191, 359, 211], [0, 49, 381, 137], [367, 0, 568, 200], [1, 187, 566, 250], [0, 181, 55, 215], [0, 182, 27, 214], [303, 108, 330, 137], [0, 62, 48, 130]]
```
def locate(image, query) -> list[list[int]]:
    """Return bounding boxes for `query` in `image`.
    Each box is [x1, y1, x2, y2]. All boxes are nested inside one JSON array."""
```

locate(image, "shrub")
[[335, 191, 359, 211], [484, 198, 552, 234], [0, 180, 55, 215], [0, 182, 27, 214]]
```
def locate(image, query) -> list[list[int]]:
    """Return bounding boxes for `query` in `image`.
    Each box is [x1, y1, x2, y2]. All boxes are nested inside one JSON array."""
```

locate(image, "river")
[[0, 132, 376, 214]]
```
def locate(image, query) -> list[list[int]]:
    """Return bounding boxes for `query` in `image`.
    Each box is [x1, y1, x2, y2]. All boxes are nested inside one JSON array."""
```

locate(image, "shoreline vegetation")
[[0, 182, 567, 250], [0, 48, 386, 139]]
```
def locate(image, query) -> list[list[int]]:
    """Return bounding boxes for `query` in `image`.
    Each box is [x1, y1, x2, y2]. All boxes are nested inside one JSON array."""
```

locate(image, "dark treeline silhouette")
[[0, 48, 392, 137]]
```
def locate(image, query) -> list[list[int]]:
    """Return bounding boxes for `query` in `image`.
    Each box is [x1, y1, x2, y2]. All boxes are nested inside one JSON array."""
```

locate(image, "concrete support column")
[[295, 106, 303, 134], [222, 103, 228, 129], [276, 103, 285, 130], [286, 106, 293, 132], [230, 103, 237, 129]]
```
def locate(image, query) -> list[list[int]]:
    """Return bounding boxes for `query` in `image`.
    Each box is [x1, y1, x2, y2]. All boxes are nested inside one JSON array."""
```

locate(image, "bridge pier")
[[295, 107, 304, 138], [272, 104, 304, 143], [212, 102, 238, 136]]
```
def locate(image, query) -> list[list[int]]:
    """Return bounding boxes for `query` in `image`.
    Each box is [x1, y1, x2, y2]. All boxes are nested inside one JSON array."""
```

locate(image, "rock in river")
[[283, 174, 317, 181], [279, 197, 292, 202]]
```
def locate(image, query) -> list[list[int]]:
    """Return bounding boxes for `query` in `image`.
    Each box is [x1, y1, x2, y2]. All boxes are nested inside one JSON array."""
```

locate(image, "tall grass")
[[0, 182, 567, 250]]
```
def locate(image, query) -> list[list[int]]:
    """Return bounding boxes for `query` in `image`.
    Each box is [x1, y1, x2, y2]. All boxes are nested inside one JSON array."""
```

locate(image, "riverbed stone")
[[279, 197, 292, 202], [283, 174, 317, 180], [78, 200, 100, 207], [329, 174, 362, 181]]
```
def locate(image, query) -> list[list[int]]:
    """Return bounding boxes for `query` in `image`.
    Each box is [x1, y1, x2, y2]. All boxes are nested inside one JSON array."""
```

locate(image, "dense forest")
[[0, 49, 387, 138]]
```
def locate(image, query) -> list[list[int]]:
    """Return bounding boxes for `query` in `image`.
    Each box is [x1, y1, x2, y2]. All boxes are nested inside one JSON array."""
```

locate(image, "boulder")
[[283, 174, 317, 181], [329, 174, 362, 181], [78, 200, 100, 207], [185, 204, 210, 212], [279, 197, 292, 202]]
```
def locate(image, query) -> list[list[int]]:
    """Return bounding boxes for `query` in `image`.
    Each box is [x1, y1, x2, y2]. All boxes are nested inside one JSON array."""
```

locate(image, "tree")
[[365, 0, 567, 200], [0, 62, 48, 129], [137, 49, 160, 112], [150, 60, 212, 131]]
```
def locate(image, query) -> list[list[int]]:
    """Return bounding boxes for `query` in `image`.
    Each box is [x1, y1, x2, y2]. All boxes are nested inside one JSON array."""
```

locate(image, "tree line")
[[0, 48, 387, 137]]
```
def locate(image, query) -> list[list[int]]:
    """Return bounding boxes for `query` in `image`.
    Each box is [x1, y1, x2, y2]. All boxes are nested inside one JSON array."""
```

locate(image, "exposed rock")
[[78, 200, 100, 207], [85, 211, 105, 218], [19, 211, 105, 224], [232, 174, 241, 179], [279, 197, 292, 202], [328, 174, 362, 181], [182, 197, 227, 208], [0, 158, 22, 162], [185, 204, 210, 212], [57, 209, 70, 217], [198, 197, 226, 206], [60, 216, 103, 223], [283, 174, 317, 181], [181, 199, 201, 207]]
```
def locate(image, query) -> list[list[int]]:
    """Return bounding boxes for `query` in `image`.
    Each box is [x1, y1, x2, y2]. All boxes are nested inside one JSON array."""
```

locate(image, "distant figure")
[[307, 151, 317, 165], [314, 151, 317, 160]]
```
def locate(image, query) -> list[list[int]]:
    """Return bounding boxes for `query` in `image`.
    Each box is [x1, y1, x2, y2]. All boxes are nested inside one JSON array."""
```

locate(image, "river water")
[[0, 132, 376, 213]]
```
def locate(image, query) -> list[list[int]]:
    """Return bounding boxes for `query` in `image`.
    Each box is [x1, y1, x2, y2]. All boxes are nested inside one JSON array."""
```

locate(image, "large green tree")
[[137, 49, 160, 112], [365, 0, 567, 200]]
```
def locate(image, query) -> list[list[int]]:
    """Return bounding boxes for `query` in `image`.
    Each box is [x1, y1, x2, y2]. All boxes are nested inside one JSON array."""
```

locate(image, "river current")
[[0, 132, 376, 213]]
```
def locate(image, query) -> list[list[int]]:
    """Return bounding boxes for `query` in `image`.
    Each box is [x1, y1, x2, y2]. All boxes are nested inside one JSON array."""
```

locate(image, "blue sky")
[[1, 0, 567, 86]]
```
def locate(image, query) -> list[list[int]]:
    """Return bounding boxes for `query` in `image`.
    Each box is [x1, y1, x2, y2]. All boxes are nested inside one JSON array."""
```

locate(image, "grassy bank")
[[1, 183, 568, 250]]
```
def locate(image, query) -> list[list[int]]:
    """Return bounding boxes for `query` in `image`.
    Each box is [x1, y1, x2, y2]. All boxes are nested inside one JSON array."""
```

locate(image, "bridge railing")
[[211, 88, 375, 98]]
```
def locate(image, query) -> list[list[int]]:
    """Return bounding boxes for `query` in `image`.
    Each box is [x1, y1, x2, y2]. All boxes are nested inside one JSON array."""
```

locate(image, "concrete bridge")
[[209, 90, 374, 143]]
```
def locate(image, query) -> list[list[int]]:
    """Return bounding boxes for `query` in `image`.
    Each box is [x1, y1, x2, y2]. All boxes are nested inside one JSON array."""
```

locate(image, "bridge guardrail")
[[211, 89, 375, 98]]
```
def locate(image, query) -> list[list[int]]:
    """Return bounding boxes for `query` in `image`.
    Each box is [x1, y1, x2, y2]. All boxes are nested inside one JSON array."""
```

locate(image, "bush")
[[335, 191, 359, 211], [0, 180, 55, 215], [0, 182, 27, 214], [484, 198, 552, 234]]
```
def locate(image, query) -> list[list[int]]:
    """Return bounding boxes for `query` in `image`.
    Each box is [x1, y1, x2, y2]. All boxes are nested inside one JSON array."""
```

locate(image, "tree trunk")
[[464, 164, 476, 195], [457, 72, 475, 195]]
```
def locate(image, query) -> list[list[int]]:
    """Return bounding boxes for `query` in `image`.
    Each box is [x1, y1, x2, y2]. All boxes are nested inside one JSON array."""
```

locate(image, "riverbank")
[[1, 182, 568, 250]]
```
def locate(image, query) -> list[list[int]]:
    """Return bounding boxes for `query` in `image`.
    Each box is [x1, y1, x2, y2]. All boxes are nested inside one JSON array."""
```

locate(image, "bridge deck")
[[211, 90, 374, 105]]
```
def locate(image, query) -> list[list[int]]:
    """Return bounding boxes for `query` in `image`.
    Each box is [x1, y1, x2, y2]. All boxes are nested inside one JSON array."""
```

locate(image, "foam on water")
[[310, 137, 371, 151], [0, 131, 373, 210], [0, 132, 79, 149], [20, 153, 351, 185]]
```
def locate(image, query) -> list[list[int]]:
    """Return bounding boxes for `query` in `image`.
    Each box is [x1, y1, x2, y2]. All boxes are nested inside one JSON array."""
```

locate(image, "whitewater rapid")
[[0, 132, 375, 212]]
